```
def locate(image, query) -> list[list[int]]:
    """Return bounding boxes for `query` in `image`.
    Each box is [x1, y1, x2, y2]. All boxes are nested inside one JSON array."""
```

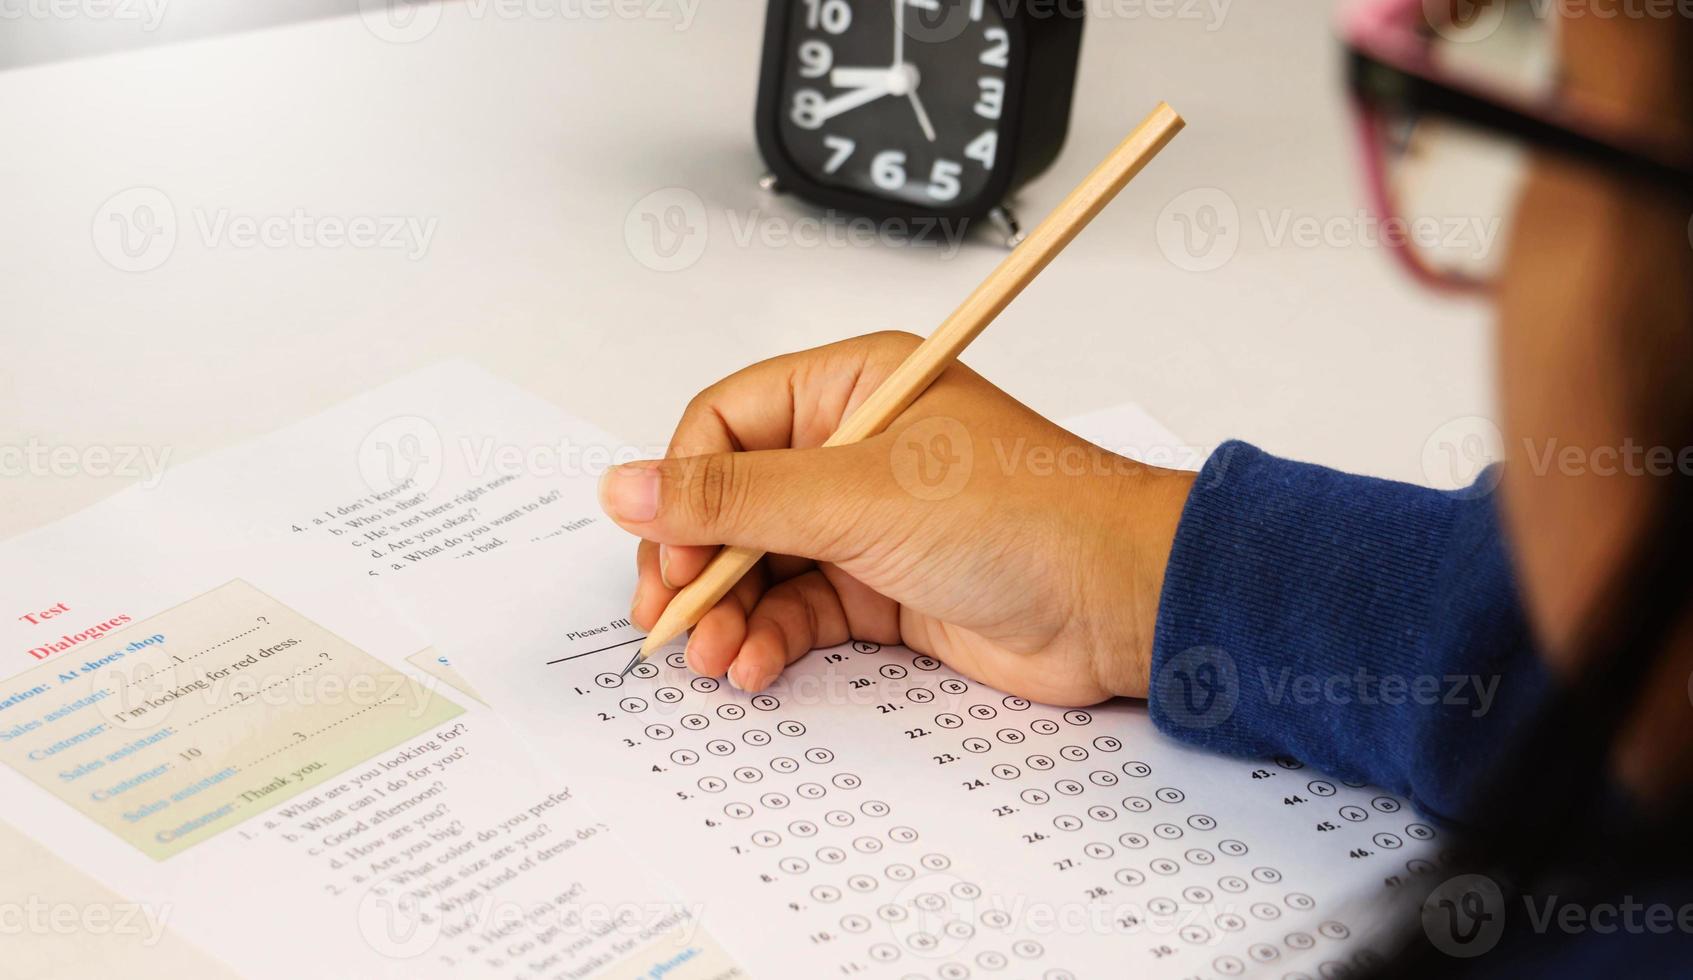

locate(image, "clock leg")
[[989, 205, 1026, 249], [758, 173, 782, 193]]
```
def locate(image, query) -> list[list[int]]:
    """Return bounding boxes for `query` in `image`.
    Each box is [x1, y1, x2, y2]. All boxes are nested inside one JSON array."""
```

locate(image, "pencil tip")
[[639, 630, 672, 659], [617, 649, 642, 678]]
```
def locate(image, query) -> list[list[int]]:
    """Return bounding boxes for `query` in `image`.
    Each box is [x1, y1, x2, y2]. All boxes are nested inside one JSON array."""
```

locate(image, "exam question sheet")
[[387, 408, 1439, 980], [0, 363, 742, 980]]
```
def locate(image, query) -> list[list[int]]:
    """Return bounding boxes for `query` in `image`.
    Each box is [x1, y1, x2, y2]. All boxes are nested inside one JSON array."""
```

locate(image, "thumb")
[[597, 447, 884, 560]]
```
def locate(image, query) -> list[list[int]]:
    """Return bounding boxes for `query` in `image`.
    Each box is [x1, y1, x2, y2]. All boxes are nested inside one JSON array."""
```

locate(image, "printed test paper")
[[385, 408, 1437, 980], [0, 362, 742, 980]]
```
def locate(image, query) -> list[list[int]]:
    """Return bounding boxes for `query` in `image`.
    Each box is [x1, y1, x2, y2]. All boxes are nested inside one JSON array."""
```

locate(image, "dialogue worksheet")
[[0, 363, 742, 980], [388, 409, 1439, 980]]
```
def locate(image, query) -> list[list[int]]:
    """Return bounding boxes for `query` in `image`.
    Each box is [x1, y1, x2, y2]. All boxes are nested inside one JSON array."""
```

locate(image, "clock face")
[[774, 0, 1014, 212]]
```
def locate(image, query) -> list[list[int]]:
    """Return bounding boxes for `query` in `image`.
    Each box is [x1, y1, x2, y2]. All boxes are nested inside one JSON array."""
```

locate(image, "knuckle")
[[682, 453, 745, 532], [678, 388, 718, 430], [865, 330, 923, 355], [798, 581, 823, 646], [694, 377, 736, 410], [672, 388, 730, 458]]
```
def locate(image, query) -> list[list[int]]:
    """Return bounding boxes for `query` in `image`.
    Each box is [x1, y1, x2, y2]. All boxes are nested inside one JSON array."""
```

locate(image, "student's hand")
[[598, 332, 1194, 706]]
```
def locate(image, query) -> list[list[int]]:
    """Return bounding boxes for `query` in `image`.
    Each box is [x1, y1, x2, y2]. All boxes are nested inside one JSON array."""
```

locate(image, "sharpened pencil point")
[[617, 649, 642, 677], [639, 630, 675, 659]]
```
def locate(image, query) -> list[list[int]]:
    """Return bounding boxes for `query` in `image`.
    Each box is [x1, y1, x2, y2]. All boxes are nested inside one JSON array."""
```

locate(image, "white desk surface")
[[0, 2, 1494, 976]]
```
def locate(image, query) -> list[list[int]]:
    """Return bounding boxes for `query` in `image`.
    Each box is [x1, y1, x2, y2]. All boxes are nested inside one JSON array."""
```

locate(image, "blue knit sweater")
[[1146, 442, 1689, 973], [1148, 441, 1547, 824]]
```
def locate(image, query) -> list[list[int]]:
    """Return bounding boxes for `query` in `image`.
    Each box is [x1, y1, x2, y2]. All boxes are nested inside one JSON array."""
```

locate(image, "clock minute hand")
[[907, 89, 937, 142], [893, 0, 906, 67]]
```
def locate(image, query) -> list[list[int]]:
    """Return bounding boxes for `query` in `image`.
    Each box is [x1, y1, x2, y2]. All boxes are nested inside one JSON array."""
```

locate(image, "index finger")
[[664, 331, 924, 459]]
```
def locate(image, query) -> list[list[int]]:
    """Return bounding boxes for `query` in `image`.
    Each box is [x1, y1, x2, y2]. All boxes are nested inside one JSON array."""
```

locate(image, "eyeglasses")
[[1342, 0, 1693, 292]]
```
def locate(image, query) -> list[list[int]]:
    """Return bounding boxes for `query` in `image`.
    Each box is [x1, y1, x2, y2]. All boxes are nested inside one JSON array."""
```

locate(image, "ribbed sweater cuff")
[[1149, 441, 1464, 784]]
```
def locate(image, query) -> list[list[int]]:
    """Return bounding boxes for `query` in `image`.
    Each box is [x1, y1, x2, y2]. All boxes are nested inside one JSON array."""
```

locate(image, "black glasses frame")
[[1346, 45, 1693, 192]]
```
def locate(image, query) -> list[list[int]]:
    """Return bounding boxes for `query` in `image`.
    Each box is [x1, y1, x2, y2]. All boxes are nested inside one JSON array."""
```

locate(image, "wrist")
[[1087, 457, 1195, 700]]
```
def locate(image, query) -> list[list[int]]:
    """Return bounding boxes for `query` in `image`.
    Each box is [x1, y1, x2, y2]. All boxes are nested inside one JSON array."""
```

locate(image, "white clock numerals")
[[965, 131, 998, 169], [781, 0, 1021, 205], [798, 39, 833, 78], [871, 150, 908, 191], [928, 160, 963, 202], [792, 89, 825, 130], [823, 135, 856, 174], [801, 0, 852, 34], [975, 77, 1005, 120]]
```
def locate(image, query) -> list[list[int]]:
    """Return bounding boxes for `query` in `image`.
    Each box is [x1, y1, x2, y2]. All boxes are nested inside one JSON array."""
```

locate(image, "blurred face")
[[1494, 15, 1692, 793], [1494, 16, 1692, 660]]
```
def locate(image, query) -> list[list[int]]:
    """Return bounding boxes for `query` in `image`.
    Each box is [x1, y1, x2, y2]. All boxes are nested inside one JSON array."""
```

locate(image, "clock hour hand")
[[815, 78, 897, 123], [830, 66, 897, 89], [835, 64, 934, 142]]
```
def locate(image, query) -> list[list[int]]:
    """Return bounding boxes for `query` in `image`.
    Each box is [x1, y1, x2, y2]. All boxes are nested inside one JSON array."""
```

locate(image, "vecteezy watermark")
[[1155, 647, 1240, 730], [356, 416, 666, 496], [359, 416, 448, 496], [358, 0, 702, 43], [624, 188, 711, 273], [890, 416, 974, 502], [1259, 667, 1501, 718], [92, 651, 447, 731], [1156, 188, 1241, 273], [356, 877, 704, 960], [1422, 415, 1506, 498], [0, 0, 167, 30], [1423, 873, 1693, 958], [1522, 894, 1693, 936], [1423, 415, 1693, 492], [720, 207, 969, 259], [1422, 874, 1506, 957], [1157, 187, 1503, 273], [904, 0, 1232, 43], [92, 187, 438, 273], [885, 424, 1216, 502], [888, 425, 1224, 502], [92, 187, 177, 273], [1425, 0, 1693, 44], [357, 883, 442, 958], [0, 896, 173, 943], [0, 439, 172, 489], [623, 187, 971, 272], [1155, 649, 1501, 731], [1258, 208, 1502, 258], [1519, 437, 1693, 478]]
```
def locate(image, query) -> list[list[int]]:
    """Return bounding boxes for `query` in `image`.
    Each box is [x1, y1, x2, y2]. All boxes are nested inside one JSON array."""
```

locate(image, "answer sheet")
[[389, 408, 1439, 980], [0, 363, 741, 980]]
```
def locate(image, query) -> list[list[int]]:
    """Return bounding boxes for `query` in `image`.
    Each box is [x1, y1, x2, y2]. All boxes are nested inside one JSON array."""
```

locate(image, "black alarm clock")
[[755, 0, 1084, 242]]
